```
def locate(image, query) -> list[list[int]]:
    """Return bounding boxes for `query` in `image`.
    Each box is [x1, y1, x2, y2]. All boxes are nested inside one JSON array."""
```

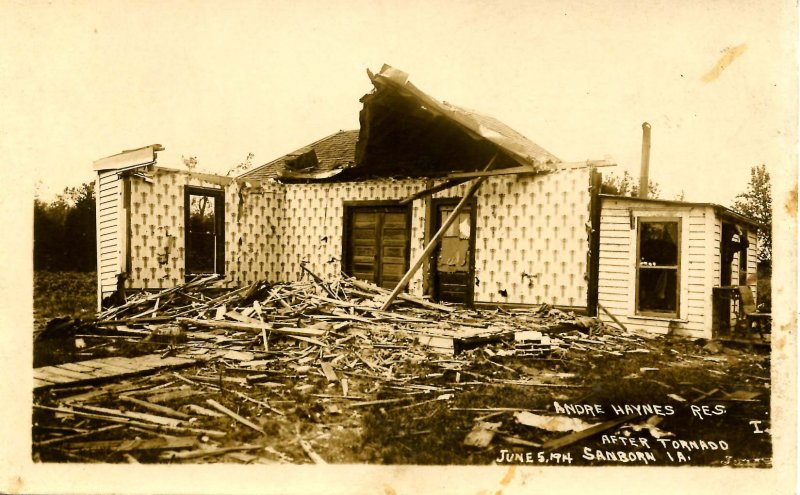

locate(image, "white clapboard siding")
[[96, 171, 121, 303], [747, 229, 758, 301], [597, 197, 716, 338]]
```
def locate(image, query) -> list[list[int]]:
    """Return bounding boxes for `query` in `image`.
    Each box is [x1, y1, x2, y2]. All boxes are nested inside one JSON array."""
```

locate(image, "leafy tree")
[[182, 155, 198, 170], [601, 170, 660, 198], [732, 164, 771, 263], [62, 182, 97, 271], [34, 182, 96, 272], [34, 198, 67, 270], [226, 152, 255, 176]]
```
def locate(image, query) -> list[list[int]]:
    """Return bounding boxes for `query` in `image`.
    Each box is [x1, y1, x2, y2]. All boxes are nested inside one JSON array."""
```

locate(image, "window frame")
[[635, 216, 682, 318], [184, 186, 225, 278]]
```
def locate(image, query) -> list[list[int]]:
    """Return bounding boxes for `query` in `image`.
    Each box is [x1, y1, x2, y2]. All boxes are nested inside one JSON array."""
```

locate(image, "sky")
[[1, 0, 797, 206]]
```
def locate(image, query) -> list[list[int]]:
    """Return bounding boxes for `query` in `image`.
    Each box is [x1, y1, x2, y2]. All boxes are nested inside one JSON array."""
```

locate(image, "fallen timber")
[[33, 270, 768, 465]]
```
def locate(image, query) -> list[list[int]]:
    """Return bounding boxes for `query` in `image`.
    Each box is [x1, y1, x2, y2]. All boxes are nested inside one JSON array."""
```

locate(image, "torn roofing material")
[[352, 64, 560, 177], [240, 130, 359, 181]]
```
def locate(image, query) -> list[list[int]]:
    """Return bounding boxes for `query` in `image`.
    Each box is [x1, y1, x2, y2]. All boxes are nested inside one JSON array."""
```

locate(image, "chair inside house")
[[735, 286, 771, 342]]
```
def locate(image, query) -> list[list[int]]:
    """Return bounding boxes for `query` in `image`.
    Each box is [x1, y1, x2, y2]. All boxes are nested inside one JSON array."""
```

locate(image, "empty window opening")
[[636, 219, 680, 316], [185, 187, 224, 276]]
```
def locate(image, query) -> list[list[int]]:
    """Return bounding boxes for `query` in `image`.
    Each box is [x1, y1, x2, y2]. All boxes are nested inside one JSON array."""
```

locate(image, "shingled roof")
[[240, 129, 359, 181]]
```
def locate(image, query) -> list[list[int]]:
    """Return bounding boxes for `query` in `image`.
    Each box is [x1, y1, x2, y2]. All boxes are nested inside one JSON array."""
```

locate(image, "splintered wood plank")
[[464, 421, 501, 448], [58, 362, 102, 373], [33, 378, 56, 388], [46, 367, 92, 381], [33, 354, 196, 390], [148, 388, 205, 404], [92, 357, 143, 371], [34, 369, 78, 384], [86, 361, 138, 375], [67, 436, 197, 452]]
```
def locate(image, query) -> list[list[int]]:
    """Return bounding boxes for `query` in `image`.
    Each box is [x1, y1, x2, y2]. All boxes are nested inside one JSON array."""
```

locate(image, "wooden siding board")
[[598, 201, 715, 338]]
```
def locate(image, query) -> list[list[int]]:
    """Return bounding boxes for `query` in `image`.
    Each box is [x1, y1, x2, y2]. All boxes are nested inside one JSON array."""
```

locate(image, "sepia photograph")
[[1, 1, 796, 494]]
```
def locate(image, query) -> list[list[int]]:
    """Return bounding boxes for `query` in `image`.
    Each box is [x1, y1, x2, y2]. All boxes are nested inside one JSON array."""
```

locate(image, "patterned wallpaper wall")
[[465, 168, 590, 306], [126, 168, 283, 289], [125, 166, 591, 308], [280, 168, 591, 307], [280, 179, 429, 293]]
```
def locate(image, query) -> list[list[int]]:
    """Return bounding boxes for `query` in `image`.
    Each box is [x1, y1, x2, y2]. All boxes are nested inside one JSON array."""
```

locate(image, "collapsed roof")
[[347, 64, 560, 179], [242, 64, 560, 181]]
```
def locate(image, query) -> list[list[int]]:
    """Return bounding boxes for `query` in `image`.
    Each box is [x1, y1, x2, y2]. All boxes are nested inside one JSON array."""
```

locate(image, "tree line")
[[34, 182, 96, 272]]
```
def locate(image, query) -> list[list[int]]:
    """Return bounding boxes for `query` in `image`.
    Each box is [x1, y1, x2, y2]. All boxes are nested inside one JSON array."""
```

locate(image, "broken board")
[[34, 355, 196, 390]]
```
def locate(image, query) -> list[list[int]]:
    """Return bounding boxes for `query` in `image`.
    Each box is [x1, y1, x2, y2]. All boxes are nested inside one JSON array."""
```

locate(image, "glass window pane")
[[189, 195, 216, 233], [440, 208, 459, 237], [458, 212, 471, 239], [640, 222, 678, 266], [638, 268, 678, 312]]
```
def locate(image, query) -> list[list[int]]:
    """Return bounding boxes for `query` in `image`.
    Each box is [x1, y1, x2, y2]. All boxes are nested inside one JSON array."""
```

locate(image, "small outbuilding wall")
[[597, 196, 758, 339]]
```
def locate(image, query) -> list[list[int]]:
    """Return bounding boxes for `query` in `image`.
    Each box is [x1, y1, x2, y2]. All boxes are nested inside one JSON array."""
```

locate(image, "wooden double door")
[[343, 204, 411, 290]]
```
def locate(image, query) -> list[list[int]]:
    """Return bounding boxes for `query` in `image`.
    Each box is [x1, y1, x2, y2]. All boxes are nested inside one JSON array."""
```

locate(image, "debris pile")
[[33, 270, 769, 465]]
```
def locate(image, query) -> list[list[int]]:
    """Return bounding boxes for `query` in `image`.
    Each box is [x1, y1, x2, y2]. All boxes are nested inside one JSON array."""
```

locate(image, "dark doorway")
[[721, 222, 749, 286], [431, 198, 476, 304], [343, 203, 411, 290]]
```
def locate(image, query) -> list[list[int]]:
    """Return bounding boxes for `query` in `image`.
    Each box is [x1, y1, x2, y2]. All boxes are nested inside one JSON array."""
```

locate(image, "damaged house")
[[94, 65, 763, 341]]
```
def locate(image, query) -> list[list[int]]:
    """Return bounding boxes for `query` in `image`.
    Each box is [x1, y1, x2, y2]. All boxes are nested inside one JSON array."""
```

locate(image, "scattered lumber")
[[206, 399, 265, 434], [298, 439, 327, 464], [36, 264, 757, 466], [463, 421, 502, 448], [118, 395, 190, 420]]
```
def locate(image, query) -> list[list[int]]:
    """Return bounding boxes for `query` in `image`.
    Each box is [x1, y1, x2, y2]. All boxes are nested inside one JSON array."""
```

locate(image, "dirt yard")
[[32, 276, 771, 466]]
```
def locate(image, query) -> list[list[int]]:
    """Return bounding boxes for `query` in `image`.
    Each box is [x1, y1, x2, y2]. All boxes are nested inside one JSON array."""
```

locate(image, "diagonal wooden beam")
[[398, 178, 469, 205], [446, 159, 616, 180], [379, 154, 499, 311], [446, 164, 535, 179]]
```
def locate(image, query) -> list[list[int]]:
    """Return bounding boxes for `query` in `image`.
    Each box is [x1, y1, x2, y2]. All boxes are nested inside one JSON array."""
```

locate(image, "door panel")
[[344, 205, 410, 289], [432, 200, 476, 304]]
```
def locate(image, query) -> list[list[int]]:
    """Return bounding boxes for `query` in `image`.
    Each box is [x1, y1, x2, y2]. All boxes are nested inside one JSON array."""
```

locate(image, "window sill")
[[628, 314, 687, 323]]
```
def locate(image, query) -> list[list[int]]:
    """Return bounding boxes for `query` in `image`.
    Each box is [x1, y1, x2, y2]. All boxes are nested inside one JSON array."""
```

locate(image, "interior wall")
[[124, 167, 284, 290], [452, 168, 591, 307], [116, 166, 592, 308], [281, 179, 429, 293]]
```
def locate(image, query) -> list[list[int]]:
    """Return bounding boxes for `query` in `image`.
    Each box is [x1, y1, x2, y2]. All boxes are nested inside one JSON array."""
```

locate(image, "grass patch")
[[33, 271, 96, 367], [34, 271, 96, 325]]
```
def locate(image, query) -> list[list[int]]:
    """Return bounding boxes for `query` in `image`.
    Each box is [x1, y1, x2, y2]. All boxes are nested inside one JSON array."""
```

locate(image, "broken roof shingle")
[[240, 129, 359, 181]]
